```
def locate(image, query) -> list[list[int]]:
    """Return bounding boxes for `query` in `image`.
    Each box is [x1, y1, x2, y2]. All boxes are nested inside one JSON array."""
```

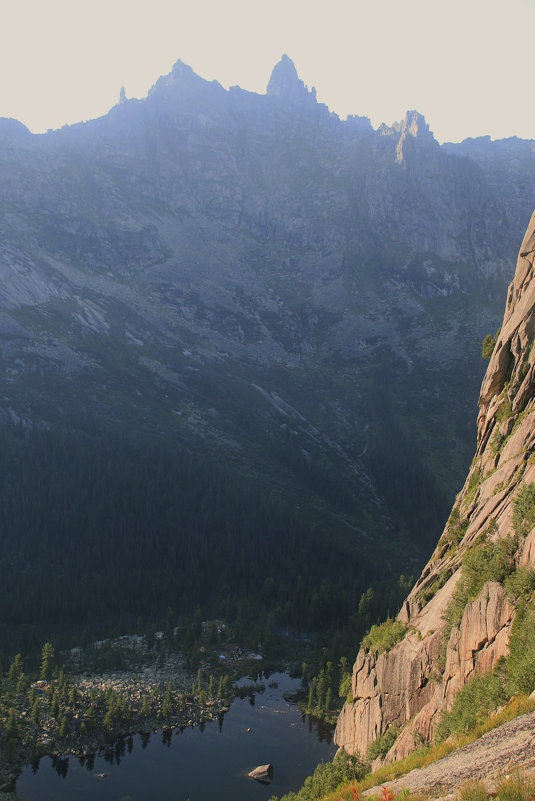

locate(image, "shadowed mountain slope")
[[1, 57, 535, 636]]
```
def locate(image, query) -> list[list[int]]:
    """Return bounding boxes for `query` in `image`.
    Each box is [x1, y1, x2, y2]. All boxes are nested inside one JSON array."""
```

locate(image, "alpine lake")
[[16, 673, 337, 801]]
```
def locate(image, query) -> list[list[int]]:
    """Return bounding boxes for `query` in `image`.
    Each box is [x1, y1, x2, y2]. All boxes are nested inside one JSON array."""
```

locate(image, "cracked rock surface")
[[335, 211, 535, 765]]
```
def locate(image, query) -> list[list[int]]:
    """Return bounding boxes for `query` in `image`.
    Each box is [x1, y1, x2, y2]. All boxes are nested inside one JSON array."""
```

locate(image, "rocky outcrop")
[[335, 210, 535, 762], [266, 54, 317, 105]]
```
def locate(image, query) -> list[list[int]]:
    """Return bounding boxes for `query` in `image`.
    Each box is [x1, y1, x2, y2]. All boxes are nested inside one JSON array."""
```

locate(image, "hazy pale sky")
[[1, 0, 534, 143]]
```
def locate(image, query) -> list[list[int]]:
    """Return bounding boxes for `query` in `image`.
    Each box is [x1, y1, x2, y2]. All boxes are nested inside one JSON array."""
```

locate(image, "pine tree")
[[140, 695, 151, 717], [40, 642, 55, 681], [58, 670, 67, 697], [162, 683, 173, 718], [307, 683, 315, 711], [103, 708, 114, 730], [7, 654, 22, 688], [221, 675, 230, 698], [59, 715, 69, 738], [16, 672, 27, 694], [31, 698, 40, 724], [85, 706, 96, 728], [5, 708, 19, 743], [316, 672, 325, 712]]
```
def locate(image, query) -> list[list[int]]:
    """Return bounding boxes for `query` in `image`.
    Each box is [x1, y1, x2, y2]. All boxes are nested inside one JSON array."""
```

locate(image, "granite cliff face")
[[335, 210, 535, 761], [1, 56, 535, 562]]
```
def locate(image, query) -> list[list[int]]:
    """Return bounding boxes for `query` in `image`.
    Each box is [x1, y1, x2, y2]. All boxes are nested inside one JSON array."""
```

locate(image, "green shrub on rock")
[[268, 748, 367, 801], [461, 536, 516, 599], [506, 601, 535, 696], [481, 333, 497, 359], [504, 565, 535, 600], [367, 724, 401, 760], [445, 505, 469, 547], [361, 618, 407, 655], [513, 482, 535, 537], [435, 671, 508, 741]]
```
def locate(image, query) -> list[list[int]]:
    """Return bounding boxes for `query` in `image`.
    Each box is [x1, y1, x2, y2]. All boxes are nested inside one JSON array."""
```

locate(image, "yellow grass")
[[326, 695, 535, 801]]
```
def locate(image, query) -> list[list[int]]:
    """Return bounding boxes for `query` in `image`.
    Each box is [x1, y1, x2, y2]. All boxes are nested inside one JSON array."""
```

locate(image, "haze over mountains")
[[1, 55, 535, 641]]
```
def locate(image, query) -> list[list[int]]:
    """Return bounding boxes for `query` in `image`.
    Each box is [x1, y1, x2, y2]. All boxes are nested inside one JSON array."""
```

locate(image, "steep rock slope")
[[335, 209, 535, 760]]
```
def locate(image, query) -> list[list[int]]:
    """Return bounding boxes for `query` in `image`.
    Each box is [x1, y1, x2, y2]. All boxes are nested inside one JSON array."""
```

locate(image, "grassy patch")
[[435, 670, 508, 741], [496, 399, 513, 423], [490, 428, 508, 455], [464, 467, 482, 506], [513, 481, 535, 537], [457, 781, 489, 801], [437, 527, 516, 672], [267, 748, 367, 801], [495, 768, 535, 801], [348, 696, 534, 799], [361, 619, 408, 656], [504, 565, 535, 601], [506, 601, 535, 695], [443, 505, 469, 548], [416, 568, 454, 607], [367, 725, 401, 761]]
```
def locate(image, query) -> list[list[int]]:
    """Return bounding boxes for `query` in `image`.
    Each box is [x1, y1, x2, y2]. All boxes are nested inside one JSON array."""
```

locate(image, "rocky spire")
[[395, 111, 437, 162], [402, 110, 432, 138], [267, 55, 316, 105]]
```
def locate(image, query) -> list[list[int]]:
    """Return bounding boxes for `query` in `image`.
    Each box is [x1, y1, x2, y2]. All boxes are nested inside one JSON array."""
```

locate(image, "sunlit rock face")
[[335, 210, 535, 762]]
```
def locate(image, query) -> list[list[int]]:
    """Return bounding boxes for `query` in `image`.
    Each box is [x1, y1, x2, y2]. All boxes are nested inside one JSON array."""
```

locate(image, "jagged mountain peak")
[[147, 57, 224, 100], [267, 54, 317, 104], [402, 110, 432, 138], [380, 109, 435, 142]]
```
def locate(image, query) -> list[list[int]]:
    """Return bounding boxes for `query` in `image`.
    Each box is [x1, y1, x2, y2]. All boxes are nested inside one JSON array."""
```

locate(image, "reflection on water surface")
[[18, 672, 337, 801]]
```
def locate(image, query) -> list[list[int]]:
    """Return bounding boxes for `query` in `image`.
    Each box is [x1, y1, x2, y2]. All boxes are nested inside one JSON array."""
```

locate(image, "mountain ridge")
[[1, 55, 535, 620]]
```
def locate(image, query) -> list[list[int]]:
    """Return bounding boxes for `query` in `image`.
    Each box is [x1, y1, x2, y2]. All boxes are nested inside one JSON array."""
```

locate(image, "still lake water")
[[17, 673, 337, 801]]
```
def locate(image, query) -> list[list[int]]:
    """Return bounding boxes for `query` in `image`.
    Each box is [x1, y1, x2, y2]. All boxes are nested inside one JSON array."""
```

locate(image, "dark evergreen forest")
[[0, 422, 414, 666]]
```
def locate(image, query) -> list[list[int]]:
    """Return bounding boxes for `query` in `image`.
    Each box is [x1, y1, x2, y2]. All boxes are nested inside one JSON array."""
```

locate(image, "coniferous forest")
[[0, 421, 413, 669]]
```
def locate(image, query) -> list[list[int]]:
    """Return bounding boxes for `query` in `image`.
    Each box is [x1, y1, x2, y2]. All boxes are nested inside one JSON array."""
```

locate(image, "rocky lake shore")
[[0, 636, 268, 798]]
